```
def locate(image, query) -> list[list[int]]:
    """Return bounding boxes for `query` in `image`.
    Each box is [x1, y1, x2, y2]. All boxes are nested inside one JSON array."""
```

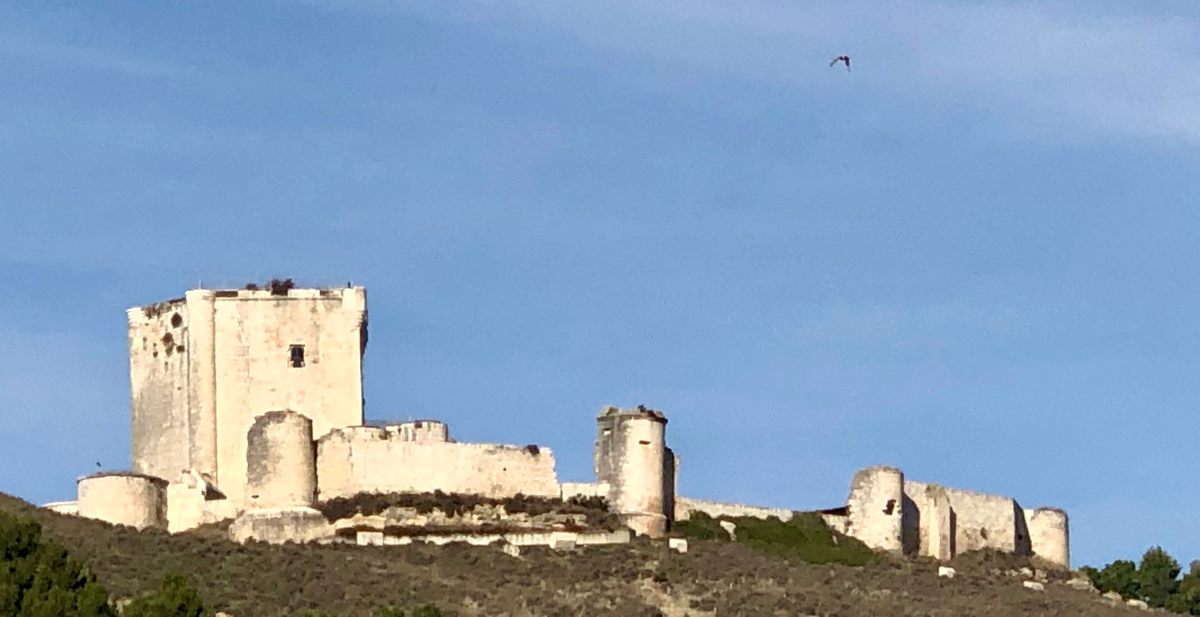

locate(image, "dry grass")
[[0, 493, 1143, 617]]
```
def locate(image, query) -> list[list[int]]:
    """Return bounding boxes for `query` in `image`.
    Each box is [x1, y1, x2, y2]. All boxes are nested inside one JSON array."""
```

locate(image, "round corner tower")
[[1026, 507, 1070, 569], [846, 465, 905, 553], [245, 409, 316, 510], [594, 405, 669, 538]]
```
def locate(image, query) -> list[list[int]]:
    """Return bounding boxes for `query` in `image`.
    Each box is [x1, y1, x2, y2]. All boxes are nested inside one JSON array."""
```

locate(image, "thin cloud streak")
[[314, 0, 1200, 142]]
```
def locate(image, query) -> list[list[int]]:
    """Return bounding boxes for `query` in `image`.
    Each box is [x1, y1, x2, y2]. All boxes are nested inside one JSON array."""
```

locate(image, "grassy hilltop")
[[0, 492, 1144, 617]]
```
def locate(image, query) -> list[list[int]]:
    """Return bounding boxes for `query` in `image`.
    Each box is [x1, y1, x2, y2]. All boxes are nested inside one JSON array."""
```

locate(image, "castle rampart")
[[315, 426, 560, 501], [674, 497, 794, 522], [827, 469, 1070, 569]]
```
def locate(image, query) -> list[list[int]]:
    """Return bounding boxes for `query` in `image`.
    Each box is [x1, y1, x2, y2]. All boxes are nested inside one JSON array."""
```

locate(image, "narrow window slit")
[[289, 344, 305, 368]]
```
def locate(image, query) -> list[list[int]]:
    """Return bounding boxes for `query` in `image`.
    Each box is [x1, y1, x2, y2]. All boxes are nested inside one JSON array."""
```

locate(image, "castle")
[[42, 284, 1069, 567]]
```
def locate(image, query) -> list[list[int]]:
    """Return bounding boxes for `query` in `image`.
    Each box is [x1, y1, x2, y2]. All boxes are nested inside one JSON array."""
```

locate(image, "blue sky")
[[1, 1, 1199, 568]]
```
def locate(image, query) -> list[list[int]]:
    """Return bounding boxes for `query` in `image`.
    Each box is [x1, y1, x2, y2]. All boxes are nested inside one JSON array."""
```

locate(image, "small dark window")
[[289, 345, 305, 368]]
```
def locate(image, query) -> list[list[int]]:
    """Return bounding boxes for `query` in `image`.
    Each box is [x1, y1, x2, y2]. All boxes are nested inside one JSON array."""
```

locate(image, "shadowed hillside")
[[0, 492, 1144, 616]]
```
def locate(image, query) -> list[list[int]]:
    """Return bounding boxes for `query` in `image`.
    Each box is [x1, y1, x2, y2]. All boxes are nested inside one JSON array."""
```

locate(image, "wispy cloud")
[[312, 0, 1200, 142]]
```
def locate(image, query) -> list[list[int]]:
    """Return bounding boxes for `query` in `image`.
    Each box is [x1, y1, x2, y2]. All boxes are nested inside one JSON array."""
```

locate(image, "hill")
[[0, 492, 1142, 616]]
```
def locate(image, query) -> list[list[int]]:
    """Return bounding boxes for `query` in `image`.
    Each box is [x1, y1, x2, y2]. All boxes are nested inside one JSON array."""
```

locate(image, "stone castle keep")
[[44, 284, 1069, 567]]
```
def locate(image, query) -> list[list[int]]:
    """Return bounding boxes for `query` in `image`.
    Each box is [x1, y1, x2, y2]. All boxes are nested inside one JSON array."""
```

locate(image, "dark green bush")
[[673, 512, 876, 566], [1084, 547, 1200, 614], [122, 574, 208, 617], [0, 510, 115, 617]]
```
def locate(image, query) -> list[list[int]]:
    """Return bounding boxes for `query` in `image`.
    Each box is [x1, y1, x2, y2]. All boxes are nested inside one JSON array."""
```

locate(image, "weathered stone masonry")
[[61, 284, 1068, 565]]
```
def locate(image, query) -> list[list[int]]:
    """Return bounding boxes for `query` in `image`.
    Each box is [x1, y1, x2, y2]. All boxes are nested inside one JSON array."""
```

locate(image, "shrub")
[[0, 510, 115, 616], [673, 512, 876, 566], [122, 574, 208, 617], [266, 278, 295, 295], [1138, 547, 1181, 608]]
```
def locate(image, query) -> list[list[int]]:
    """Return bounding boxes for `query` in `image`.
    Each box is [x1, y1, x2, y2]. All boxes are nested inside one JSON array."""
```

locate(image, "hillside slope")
[[0, 493, 1140, 616]]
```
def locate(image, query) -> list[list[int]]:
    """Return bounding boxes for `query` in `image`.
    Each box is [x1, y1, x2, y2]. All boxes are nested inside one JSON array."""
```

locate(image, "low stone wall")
[[348, 528, 630, 548], [316, 427, 560, 501], [674, 497, 794, 522], [42, 501, 79, 515], [229, 507, 331, 544]]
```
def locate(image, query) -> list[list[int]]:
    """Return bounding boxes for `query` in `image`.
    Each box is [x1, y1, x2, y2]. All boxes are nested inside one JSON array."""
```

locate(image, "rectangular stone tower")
[[127, 286, 367, 504]]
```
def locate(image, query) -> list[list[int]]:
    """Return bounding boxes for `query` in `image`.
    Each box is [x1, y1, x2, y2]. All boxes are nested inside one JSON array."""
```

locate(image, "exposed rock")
[[1064, 576, 1097, 593], [1022, 581, 1045, 592], [668, 538, 688, 554], [719, 520, 737, 541], [937, 566, 956, 579], [1126, 599, 1149, 610]]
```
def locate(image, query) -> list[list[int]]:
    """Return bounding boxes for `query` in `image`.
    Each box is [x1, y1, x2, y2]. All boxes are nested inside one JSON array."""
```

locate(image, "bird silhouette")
[[830, 55, 851, 72], [95, 462, 101, 468]]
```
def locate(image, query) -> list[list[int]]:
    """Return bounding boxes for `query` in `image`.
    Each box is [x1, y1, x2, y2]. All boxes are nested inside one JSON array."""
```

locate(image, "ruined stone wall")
[[165, 469, 234, 533], [382, 420, 449, 443], [128, 299, 191, 480], [210, 287, 366, 504], [77, 473, 167, 530], [560, 482, 609, 500], [42, 501, 79, 515], [939, 484, 1022, 554], [1025, 507, 1070, 569], [245, 410, 316, 509], [315, 427, 559, 501], [900, 481, 954, 560], [674, 497, 794, 522], [594, 406, 669, 537], [845, 466, 904, 553]]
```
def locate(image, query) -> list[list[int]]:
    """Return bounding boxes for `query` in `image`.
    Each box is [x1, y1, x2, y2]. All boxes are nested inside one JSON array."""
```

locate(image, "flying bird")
[[95, 462, 101, 468], [830, 55, 851, 72]]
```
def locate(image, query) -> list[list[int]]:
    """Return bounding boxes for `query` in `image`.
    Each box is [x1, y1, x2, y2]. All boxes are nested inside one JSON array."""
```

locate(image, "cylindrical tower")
[[183, 289, 218, 480], [1026, 507, 1070, 569], [245, 410, 316, 510], [77, 472, 167, 530], [594, 405, 668, 538], [845, 466, 905, 553]]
